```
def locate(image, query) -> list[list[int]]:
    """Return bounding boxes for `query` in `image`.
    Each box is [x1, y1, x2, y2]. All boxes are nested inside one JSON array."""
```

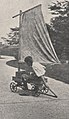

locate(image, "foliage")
[[48, 0, 69, 61], [48, 0, 69, 16], [1, 27, 19, 46], [7, 27, 19, 45]]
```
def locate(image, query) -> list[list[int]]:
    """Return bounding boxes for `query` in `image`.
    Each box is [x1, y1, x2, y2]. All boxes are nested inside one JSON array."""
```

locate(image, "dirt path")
[[0, 56, 69, 119]]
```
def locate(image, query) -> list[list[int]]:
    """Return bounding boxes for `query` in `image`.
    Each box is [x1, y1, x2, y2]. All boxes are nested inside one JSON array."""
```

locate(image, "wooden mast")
[[12, 10, 22, 72]]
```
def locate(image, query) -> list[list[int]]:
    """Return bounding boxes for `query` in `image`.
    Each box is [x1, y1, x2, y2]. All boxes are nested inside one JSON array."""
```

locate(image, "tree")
[[48, 0, 69, 61], [7, 27, 19, 45], [1, 27, 19, 46]]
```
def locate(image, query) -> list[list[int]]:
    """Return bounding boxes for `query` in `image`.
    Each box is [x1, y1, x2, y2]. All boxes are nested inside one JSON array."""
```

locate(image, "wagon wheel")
[[32, 85, 40, 97], [42, 85, 49, 94], [10, 82, 17, 93]]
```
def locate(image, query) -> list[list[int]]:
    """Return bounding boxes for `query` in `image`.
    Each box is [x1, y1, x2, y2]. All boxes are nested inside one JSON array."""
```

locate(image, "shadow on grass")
[[6, 60, 69, 84], [6, 60, 18, 69], [6, 60, 34, 72]]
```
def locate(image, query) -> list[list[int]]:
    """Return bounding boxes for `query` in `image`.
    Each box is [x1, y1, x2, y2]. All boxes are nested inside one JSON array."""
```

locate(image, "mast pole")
[[18, 10, 22, 72], [12, 10, 22, 72]]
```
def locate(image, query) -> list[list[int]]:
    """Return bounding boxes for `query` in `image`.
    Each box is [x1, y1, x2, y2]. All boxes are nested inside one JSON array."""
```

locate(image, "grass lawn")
[[46, 63, 69, 84]]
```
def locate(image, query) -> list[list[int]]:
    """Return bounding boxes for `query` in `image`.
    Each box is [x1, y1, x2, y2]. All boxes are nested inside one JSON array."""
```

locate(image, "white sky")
[[0, 0, 66, 40]]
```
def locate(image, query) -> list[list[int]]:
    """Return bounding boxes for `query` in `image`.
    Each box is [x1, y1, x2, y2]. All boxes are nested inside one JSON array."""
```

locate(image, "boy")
[[22, 56, 47, 89]]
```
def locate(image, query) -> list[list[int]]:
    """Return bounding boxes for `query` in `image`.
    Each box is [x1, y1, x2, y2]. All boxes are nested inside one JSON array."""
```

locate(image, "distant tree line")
[[1, 27, 19, 45], [48, 0, 69, 62]]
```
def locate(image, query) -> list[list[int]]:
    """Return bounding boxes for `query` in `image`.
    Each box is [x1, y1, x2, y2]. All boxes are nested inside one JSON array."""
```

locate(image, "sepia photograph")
[[0, 0, 69, 119]]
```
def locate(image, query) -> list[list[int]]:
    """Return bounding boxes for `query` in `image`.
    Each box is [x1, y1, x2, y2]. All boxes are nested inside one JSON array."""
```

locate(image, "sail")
[[19, 4, 60, 64]]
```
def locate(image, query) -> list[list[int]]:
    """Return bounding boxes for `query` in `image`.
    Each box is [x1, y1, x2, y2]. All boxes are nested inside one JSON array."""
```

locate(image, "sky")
[[0, 0, 65, 41]]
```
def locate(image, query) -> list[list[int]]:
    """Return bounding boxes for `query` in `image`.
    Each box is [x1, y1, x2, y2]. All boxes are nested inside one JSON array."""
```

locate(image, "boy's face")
[[24, 56, 33, 67], [26, 61, 32, 67]]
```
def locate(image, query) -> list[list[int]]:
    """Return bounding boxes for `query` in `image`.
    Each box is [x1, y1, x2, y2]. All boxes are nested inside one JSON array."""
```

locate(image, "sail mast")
[[18, 10, 22, 61], [12, 10, 22, 71]]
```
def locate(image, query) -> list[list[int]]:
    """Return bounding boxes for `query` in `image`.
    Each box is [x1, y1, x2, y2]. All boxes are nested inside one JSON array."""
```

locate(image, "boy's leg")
[[22, 74, 28, 90]]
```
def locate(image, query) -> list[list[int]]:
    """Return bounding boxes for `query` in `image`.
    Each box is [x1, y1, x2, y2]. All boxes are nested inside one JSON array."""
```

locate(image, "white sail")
[[19, 4, 60, 64]]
